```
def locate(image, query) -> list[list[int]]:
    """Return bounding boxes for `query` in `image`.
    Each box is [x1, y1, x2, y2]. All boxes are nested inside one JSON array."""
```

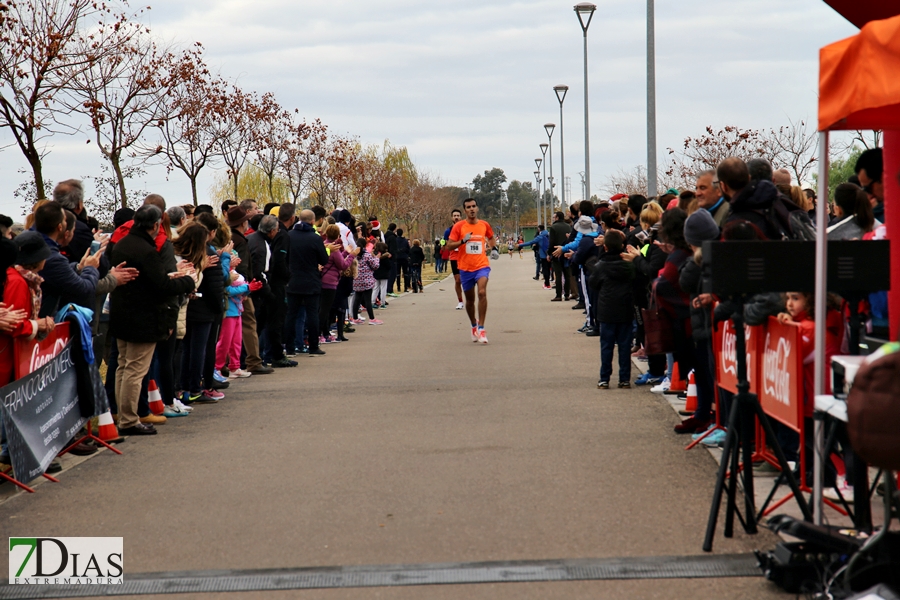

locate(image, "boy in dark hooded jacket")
[[588, 229, 634, 389]]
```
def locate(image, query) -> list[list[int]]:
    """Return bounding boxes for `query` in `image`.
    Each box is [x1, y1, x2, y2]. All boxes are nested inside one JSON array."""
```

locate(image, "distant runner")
[[443, 208, 464, 309], [446, 198, 495, 344]]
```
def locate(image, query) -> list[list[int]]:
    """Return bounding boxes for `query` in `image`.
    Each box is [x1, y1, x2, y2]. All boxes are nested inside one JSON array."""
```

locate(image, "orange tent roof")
[[819, 14, 900, 131]]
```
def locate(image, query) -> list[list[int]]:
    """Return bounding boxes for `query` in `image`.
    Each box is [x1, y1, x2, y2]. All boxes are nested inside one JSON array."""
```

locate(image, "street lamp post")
[[539, 143, 549, 225], [646, 0, 657, 198], [553, 85, 568, 209], [534, 158, 543, 227], [574, 2, 596, 202], [545, 123, 556, 222]]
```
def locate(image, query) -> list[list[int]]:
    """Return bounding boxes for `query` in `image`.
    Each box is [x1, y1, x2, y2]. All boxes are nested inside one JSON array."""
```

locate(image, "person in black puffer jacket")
[[588, 229, 634, 388], [409, 239, 425, 293]]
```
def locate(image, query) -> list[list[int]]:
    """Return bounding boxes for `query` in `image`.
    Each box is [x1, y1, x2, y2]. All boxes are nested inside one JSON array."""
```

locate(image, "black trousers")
[[259, 287, 287, 361], [202, 315, 221, 387], [353, 288, 375, 320], [285, 292, 321, 352], [541, 260, 551, 286], [319, 288, 337, 336], [396, 258, 410, 291], [552, 259, 571, 298]]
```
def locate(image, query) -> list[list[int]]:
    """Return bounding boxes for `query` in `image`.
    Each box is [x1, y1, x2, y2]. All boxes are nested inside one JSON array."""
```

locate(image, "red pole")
[[885, 131, 900, 339]]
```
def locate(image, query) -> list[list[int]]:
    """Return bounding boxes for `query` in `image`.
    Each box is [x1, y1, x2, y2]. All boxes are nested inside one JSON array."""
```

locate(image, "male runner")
[[446, 198, 495, 344], [442, 208, 464, 309]]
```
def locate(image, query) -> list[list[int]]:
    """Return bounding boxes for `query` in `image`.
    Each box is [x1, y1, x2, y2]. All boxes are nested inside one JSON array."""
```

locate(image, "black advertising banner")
[[0, 339, 84, 483]]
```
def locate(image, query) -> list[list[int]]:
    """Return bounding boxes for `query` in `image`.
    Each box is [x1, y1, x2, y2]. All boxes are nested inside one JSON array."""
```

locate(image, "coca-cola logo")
[[719, 321, 753, 383], [29, 335, 69, 374], [763, 332, 792, 405]]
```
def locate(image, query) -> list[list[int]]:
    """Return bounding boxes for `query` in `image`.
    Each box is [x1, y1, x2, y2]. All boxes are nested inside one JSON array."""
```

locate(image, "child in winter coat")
[[372, 241, 392, 308], [409, 239, 425, 293], [352, 243, 382, 325], [216, 270, 259, 377], [588, 229, 634, 389]]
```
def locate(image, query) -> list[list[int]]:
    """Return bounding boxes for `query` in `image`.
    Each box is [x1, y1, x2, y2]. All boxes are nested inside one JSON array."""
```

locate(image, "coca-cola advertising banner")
[[0, 335, 82, 482], [758, 316, 803, 432], [15, 322, 71, 379], [712, 319, 763, 395]]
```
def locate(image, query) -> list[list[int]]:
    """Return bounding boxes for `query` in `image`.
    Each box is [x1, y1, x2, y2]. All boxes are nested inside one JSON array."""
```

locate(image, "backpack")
[[757, 195, 817, 241]]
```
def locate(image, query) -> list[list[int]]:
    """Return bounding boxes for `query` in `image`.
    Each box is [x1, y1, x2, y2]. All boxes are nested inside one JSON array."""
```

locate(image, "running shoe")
[[319, 335, 329, 344], [471, 326, 479, 342], [597, 381, 609, 389], [387, 292, 399, 298], [228, 368, 252, 379], [173, 397, 194, 413], [203, 389, 225, 400], [162, 405, 189, 417], [650, 377, 671, 394], [542, 285, 552, 290], [456, 302, 464, 310], [700, 429, 728, 447], [213, 370, 228, 383], [634, 372, 663, 386], [477, 329, 488, 344], [368, 319, 384, 325]]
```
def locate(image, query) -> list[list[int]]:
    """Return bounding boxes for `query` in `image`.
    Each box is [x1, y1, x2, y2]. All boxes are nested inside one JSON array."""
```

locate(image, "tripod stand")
[[702, 297, 813, 552]]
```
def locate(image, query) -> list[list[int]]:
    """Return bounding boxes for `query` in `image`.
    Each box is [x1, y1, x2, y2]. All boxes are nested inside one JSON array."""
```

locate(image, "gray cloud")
[[1, 0, 859, 217]]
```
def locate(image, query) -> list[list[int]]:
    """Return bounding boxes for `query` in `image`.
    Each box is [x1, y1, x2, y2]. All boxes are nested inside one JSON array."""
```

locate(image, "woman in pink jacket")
[[319, 225, 358, 343]]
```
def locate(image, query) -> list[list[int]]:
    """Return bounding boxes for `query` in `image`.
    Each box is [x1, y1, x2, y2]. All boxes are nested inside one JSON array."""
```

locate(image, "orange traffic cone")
[[669, 362, 687, 393], [684, 371, 698, 412], [96, 411, 119, 441], [148, 380, 165, 415]]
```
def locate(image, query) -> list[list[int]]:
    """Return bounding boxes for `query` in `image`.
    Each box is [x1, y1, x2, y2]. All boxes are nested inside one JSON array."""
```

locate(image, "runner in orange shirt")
[[443, 208, 464, 309], [446, 198, 495, 344]]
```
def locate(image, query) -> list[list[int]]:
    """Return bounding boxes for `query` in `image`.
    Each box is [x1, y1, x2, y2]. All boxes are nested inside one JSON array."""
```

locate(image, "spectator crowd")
[[519, 149, 887, 501], [1, 185, 429, 477]]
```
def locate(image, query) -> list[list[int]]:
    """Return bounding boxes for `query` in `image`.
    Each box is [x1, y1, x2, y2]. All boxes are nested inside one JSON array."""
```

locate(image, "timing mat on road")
[[1, 553, 761, 597]]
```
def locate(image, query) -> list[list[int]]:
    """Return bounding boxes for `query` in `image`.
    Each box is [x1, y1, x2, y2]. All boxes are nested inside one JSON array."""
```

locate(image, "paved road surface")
[[1, 256, 786, 598]]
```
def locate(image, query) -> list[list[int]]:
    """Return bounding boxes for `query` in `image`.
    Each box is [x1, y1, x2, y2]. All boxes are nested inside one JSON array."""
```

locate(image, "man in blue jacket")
[[34, 201, 101, 317], [518, 226, 550, 288]]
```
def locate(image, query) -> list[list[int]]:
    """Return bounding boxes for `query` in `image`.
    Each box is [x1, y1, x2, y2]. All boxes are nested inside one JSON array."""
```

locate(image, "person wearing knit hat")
[[683, 208, 720, 247], [673, 208, 720, 436]]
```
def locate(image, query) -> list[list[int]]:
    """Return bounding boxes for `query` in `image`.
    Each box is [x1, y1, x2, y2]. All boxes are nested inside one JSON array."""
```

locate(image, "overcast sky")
[[0, 0, 858, 219]]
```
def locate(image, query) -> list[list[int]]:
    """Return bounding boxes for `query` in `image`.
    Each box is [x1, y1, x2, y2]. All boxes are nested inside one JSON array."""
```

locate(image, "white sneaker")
[[471, 326, 479, 342], [172, 398, 194, 413], [456, 302, 464, 310], [650, 377, 671, 394], [823, 478, 854, 503], [477, 329, 488, 344], [228, 368, 252, 379]]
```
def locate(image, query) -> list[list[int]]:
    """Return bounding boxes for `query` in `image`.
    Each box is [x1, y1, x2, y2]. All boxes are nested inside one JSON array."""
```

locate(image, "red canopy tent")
[[814, 3, 900, 524], [818, 12, 900, 337]]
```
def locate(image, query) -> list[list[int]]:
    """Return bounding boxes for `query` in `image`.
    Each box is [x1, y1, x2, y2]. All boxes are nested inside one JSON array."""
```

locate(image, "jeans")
[[599, 321, 633, 383], [180, 320, 212, 393], [396, 258, 410, 291], [286, 292, 321, 352], [534, 254, 541, 278]]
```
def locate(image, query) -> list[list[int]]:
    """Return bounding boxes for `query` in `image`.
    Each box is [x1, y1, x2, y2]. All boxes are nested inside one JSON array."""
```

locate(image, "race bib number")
[[466, 240, 483, 255]]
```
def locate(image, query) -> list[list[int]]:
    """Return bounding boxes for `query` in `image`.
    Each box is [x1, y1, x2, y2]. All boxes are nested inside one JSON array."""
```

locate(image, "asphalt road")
[[1, 255, 787, 599]]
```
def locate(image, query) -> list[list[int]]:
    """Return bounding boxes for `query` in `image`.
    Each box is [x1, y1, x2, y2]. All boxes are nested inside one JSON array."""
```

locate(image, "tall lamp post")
[[553, 85, 568, 208], [574, 2, 596, 202], [534, 158, 543, 227], [539, 143, 549, 225], [646, 0, 657, 197], [545, 123, 556, 220]]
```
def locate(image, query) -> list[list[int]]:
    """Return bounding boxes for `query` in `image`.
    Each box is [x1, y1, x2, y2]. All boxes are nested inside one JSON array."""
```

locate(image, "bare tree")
[[602, 165, 681, 197], [144, 45, 225, 206], [67, 29, 166, 207], [213, 84, 256, 201], [250, 94, 291, 204], [281, 117, 325, 204], [666, 125, 781, 188], [765, 118, 818, 184], [0, 0, 134, 199], [307, 133, 357, 209]]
